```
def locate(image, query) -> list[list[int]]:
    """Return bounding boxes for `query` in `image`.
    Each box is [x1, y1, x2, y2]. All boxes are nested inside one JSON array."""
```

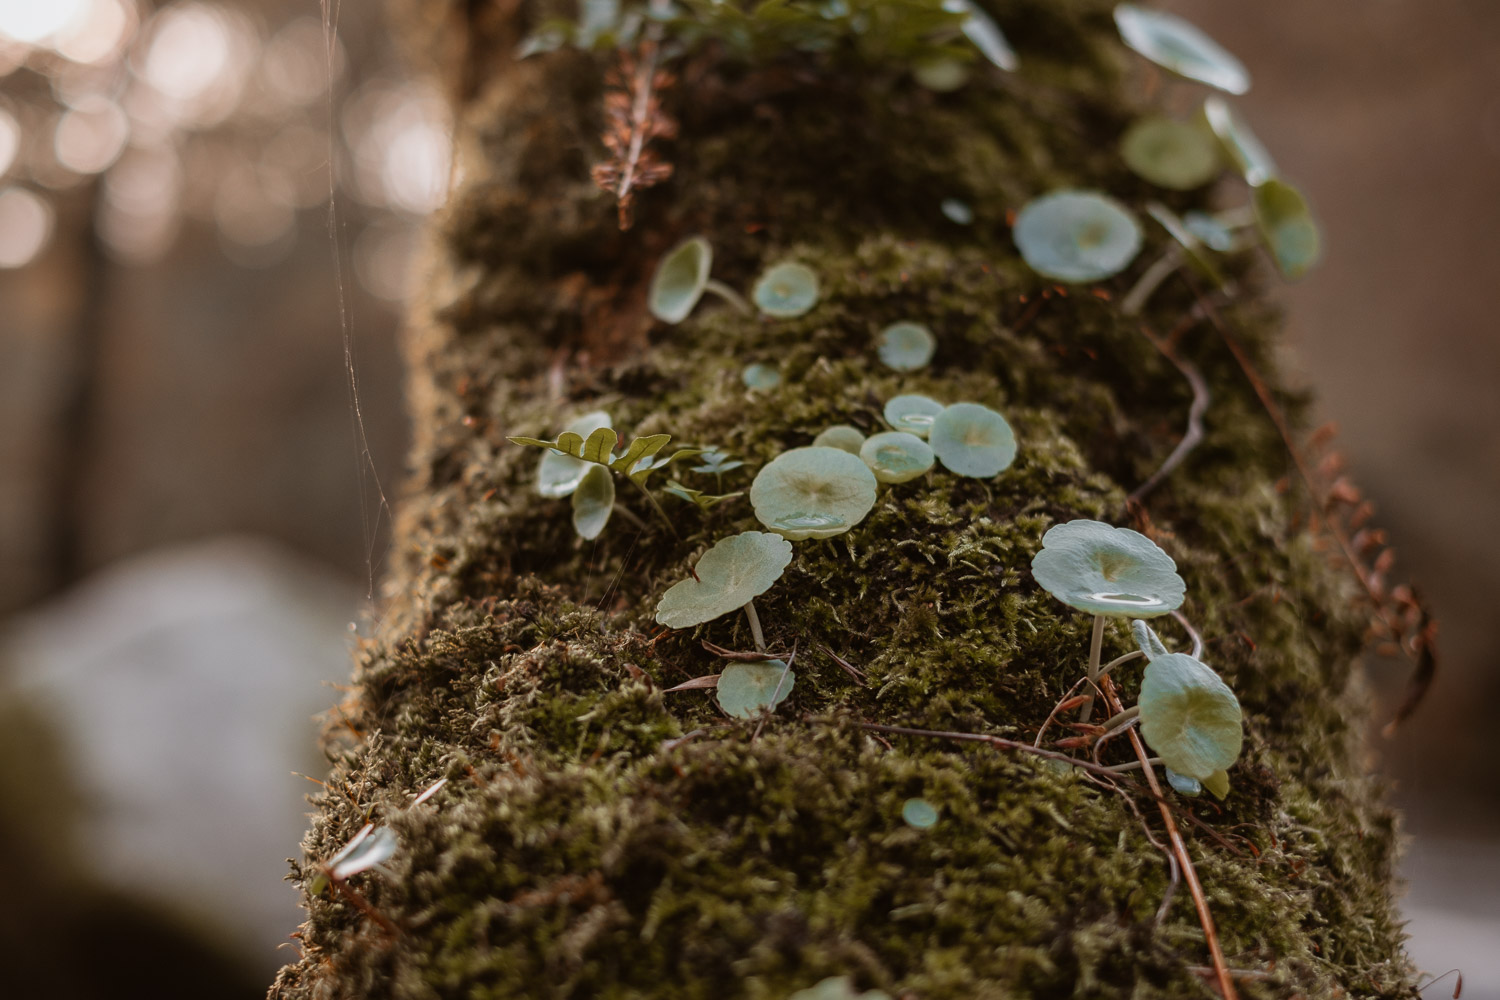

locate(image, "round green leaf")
[[1114, 4, 1250, 95], [570, 463, 615, 540], [860, 431, 934, 484], [1029, 519, 1185, 618], [1138, 652, 1243, 780], [742, 362, 782, 390], [883, 394, 945, 438], [929, 402, 1016, 478], [812, 425, 866, 454], [654, 531, 794, 628], [537, 410, 612, 498], [1121, 116, 1220, 190], [875, 321, 936, 372], [649, 236, 712, 324], [716, 658, 794, 719], [1013, 190, 1143, 283], [751, 446, 878, 540], [752, 261, 820, 318], [901, 797, 939, 829]]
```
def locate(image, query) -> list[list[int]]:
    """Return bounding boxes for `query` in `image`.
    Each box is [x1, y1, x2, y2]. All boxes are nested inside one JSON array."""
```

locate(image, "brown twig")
[[1129, 319, 1212, 506], [1100, 675, 1237, 999]]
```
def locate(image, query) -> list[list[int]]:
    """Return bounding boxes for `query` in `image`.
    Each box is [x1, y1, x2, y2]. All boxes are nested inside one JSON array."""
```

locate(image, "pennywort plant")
[[1031, 519, 1185, 722]]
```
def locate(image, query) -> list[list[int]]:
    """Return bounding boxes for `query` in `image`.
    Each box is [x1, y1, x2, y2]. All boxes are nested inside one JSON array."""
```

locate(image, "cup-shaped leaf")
[[1013, 190, 1143, 283], [883, 394, 945, 438], [876, 321, 937, 372], [655, 531, 794, 628], [929, 402, 1016, 478], [649, 236, 712, 324], [812, 425, 867, 454], [571, 464, 615, 540], [751, 446, 878, 540], [537, 410, 612, 498], [1253, 178, 1321, 280], [742, 362, 782, 390], [1030, 519, 1185, 618], [1121, 116, 1220, 190], [716, 658, 794, 719], [1202, 768, 1230, 800], [860, 431, 935, 484], [1138, 652, 1243, 780], [752, 261, 820, 318], [1114, 4, 1250, 95], [1202, 96, 1276, 186]]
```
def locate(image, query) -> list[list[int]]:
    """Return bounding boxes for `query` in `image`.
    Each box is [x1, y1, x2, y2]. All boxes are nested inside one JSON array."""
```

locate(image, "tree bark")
[[271, 2, 1414, 997]]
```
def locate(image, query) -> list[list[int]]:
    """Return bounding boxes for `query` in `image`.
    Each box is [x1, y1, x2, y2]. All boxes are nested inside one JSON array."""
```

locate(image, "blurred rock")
[[0, 535, 363, 977]]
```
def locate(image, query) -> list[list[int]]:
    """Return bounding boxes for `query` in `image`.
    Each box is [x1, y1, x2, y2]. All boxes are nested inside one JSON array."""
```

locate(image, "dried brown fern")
[[591, 23, 677, 230]]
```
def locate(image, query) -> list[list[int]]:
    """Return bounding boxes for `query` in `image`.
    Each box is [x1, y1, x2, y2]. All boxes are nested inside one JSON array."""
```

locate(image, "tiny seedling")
[[510, 423, 707, 535], [860, 431, 935, 484], [536, 411, 612, 499], [1013, 189, 1143, 283], [1120, 115, 1221, 191], [662, 479, 743, 509], [883, 394, 946, 438], [654, 530, 793, 628], [1114, 4, 1250, 95], [901, 797, 940, 829], [690, 449, 744, 476], [928, 402, 1017, 478], [875, 321, 937, 372], [752, 261, 820, 318], [648, 236, 749, 324], [750, 445, 878, 540], [812, 425, 867, 454]]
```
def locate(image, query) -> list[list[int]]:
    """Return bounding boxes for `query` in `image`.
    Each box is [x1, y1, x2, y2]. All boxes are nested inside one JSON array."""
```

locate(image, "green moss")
[[274, 1, 1413, 997]]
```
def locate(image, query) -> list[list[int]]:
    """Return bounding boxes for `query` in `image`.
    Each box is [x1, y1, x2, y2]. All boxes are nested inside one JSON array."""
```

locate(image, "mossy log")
[[271, 2, 1414, 996]]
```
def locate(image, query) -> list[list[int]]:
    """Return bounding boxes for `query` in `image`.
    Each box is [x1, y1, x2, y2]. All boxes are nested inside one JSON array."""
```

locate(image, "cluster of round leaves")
[[649, 236, 821, 327], [1031, 520, 1243, 791], [1010, 5, 1320, 293]]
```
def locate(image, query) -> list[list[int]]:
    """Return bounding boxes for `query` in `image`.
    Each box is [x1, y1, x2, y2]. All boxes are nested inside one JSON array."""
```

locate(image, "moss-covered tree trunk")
[[271, 2, 1414, 997]]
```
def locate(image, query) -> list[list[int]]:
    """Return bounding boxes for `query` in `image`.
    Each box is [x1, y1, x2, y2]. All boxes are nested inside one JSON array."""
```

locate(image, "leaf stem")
[[703, 279, 751, 314], [743, 599, 766, 653], [1077, 614, 1106, 723]]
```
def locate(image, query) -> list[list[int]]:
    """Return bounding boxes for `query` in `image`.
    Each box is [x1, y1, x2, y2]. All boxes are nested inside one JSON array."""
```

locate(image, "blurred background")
[[0, 0, 1493, 996]]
